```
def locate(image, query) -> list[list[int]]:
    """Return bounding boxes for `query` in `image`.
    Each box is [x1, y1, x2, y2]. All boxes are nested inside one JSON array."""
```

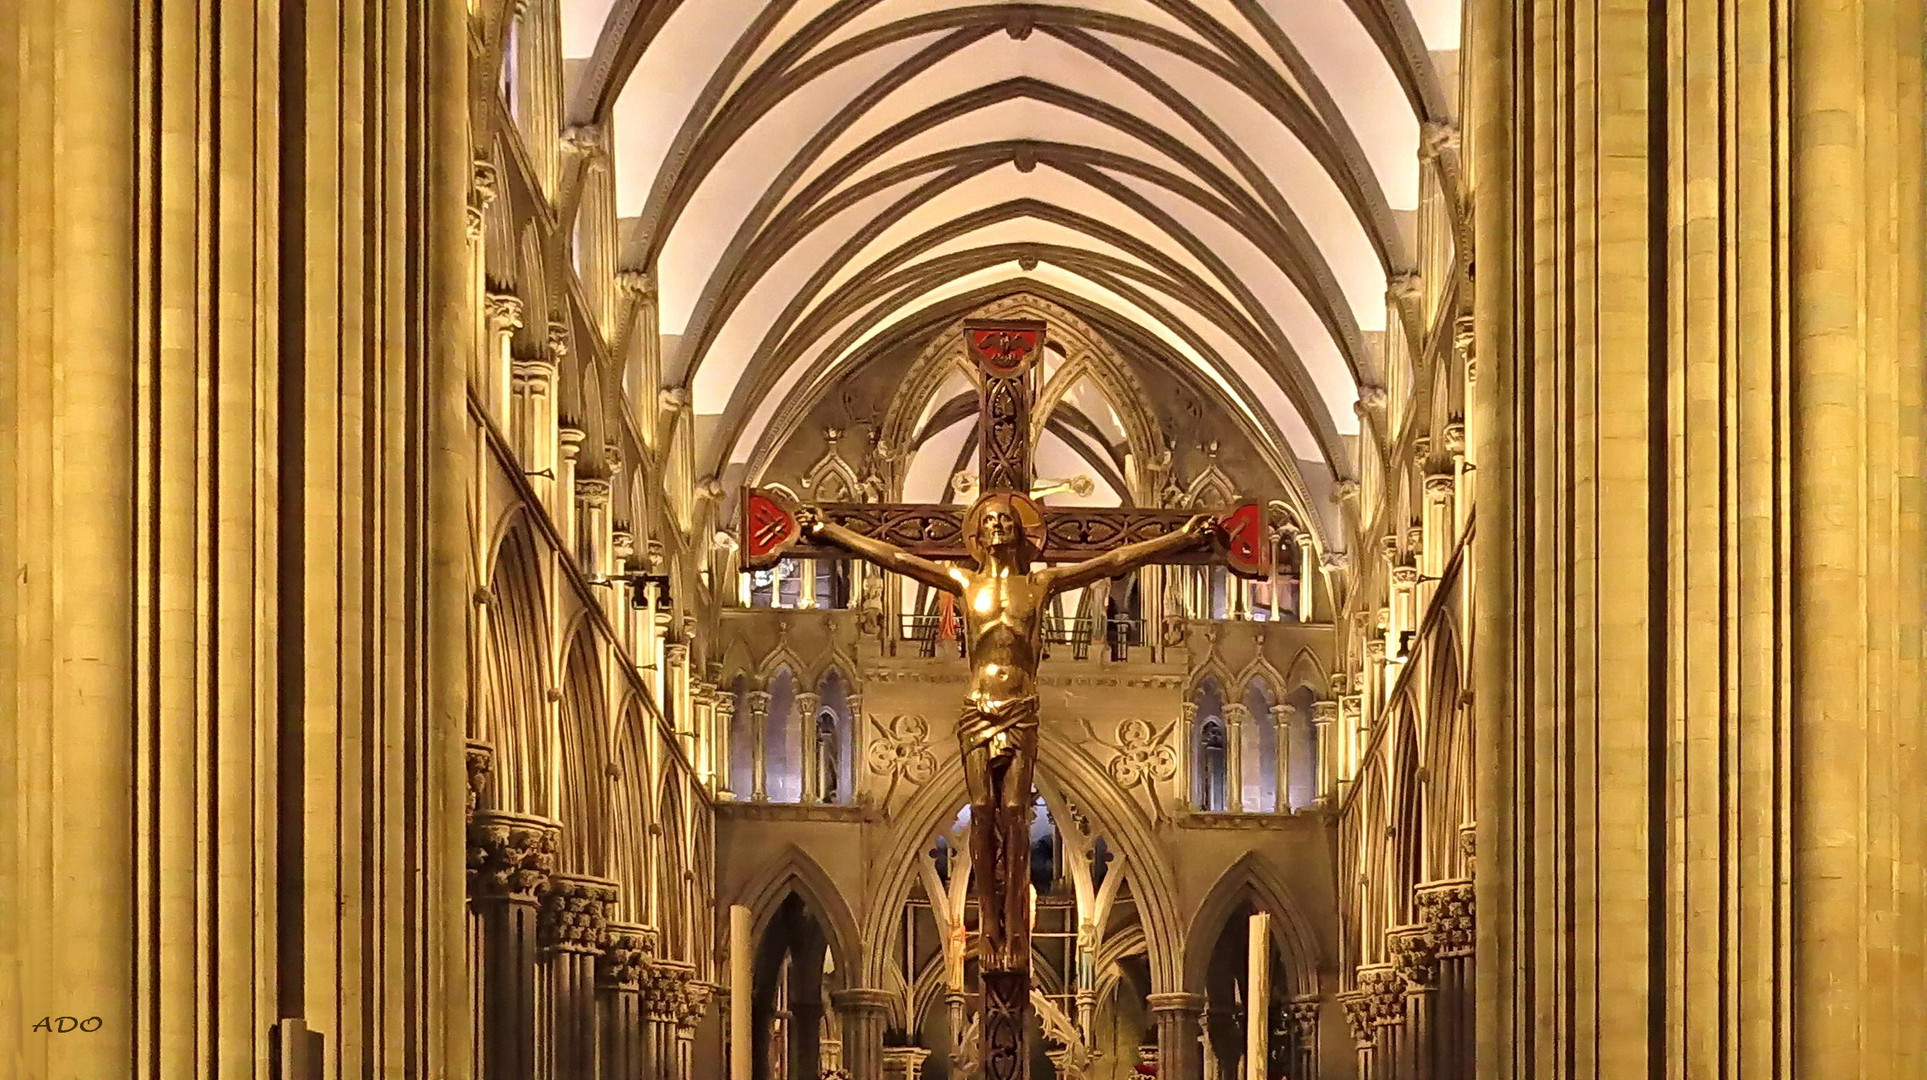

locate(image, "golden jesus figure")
[[797, 492, 1216, 973]]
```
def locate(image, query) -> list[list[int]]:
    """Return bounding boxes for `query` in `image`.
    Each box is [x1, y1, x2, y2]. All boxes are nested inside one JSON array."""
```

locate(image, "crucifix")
[[740, 320, 1270, 1080]]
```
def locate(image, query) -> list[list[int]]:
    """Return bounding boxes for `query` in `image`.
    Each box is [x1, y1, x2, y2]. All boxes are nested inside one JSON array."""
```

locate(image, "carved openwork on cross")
[[739, 320, 1272, 1080], [741, 320, 1272, 575]]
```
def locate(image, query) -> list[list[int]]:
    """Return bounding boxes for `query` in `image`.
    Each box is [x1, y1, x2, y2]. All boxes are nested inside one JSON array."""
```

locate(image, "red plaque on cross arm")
[[964, 319, 1044, 378], [742, 489, 800, 567], [1220, 503, 1269, 578]]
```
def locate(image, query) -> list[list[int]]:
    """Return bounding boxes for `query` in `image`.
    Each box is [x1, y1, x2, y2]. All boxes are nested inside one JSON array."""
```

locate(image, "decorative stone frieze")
[[540, 874, 618, 954], [468, 810, 560, 900], [1414, 879, 1475, 958]]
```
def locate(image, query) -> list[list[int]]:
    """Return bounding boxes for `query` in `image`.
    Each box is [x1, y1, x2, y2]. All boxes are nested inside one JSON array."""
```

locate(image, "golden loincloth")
[[958, 695, 1039, 762]]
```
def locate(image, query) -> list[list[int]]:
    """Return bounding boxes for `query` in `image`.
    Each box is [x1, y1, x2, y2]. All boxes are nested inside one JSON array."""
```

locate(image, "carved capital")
[[546, 320, 571, 360], [1415, 879, 1475, 958], [1333, 478, 1361, 501], [616, 269, 656, 301], [1289, 994, 1323, 1036], [1387, 924, 1437, 991], [1420, 120, 1461, 160], [1321, 550, 1350, 571], [1363, 639, 1387, 661], [1338, 991, 1373, 1046], [659, 386, 691, 412], [485, 292, 525, 332], [1424, 474, 1456, 500], [466, 741, 494, 820], [561, 124, 604, 157], [1390, 566, 1421, 589], [577, 478, 612, 509], [558, 426, 587, 461], [745, 690, 772, 719], [1221, 702, 1252, 726], [612, 529, 636, 560], [540, 874, 619, 954], [1357, 964, 1403, 1026], [1442, 422, 1467, 455], [598, 922, 653, 989], [640, 960, 696, 1022], [1311, 700, 1339, 725], [1355, 385, 1388, 412], [1387, 273, 1423, 303], [468, 810, 560, 901]]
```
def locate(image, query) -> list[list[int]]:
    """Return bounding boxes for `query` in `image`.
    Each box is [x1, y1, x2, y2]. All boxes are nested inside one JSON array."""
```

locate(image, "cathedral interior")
[[3, 2, 1923, 1079]]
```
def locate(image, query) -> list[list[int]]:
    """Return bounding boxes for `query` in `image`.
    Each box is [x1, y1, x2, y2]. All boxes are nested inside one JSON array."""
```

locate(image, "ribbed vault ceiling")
[[560, 0, 1460, 490]]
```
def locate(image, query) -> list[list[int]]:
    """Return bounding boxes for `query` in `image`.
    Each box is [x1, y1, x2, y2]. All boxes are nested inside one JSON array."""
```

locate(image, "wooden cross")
[[740, 319, 1273, 578], [738, 320, 1272, 1080]]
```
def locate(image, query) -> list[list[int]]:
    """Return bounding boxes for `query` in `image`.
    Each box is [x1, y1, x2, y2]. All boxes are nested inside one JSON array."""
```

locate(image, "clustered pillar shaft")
[[833, 988, 892, 1080]]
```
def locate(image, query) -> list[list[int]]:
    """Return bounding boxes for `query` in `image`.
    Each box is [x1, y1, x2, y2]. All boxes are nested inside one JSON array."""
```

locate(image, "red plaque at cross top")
[[964, 319, 1044, 378]]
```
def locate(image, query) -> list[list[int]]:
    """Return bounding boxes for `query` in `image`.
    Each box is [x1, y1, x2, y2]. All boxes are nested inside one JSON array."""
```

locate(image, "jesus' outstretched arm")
[[800, 507, 965, 595], [1038, 513, 1219, 595]]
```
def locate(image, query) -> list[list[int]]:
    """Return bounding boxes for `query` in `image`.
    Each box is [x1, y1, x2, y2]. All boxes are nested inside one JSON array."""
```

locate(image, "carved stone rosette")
[[467, 810, 560, 901], [1387, 923, 1438, 991], [466, 740, 494, 821], [540, 874, 619, 954], [1414, 878, 1475, 958], [598, 922, 651, 990]]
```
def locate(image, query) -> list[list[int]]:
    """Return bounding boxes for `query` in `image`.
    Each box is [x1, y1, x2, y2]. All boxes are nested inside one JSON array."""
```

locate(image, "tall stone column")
[[598, 924, 650, 1080], [716, 692, 738, 800], [1222, 702, 1249, 813], [1468, 2, 1927, 1076], [794, 690, 823, 804], [540, 875, 616, 1080], [832, 988, 892, 1080], [485, 293, 526, 428], [1339, 992, 1374, 1080], [1268, 704, 1294, 813], [1310, 701, 1337, 808], [469, 811, 561, 1080], [1147, 992, 1204, 1080], [1288, 995, 1322, 1080], [1388, 925, 1437, 1080], [1246, 912, 1271, 1080], [577, 477, 611, 581], [642, 961, 696, 1080], [1414, 881, 1472, 1080], [748, 690, 772, 801], [677, 982, 714, 1080]]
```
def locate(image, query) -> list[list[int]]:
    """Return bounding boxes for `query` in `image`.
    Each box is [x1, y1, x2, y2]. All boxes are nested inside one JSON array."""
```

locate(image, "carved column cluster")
[[1340, 881, 1475, 1080], [1310, 700, 1338, 807], [747, 690, 771, 801], [640, 959, 705, 1080], [1288, 995, 1323, 1080], [598, 923, 652, 1079], [1146, 992, 1204, 1080], [832, 987, 892, 1080], [469, 810, 561, 1080], [1414, 880, 1473, 1079], [542, 875, 619, 1080]]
